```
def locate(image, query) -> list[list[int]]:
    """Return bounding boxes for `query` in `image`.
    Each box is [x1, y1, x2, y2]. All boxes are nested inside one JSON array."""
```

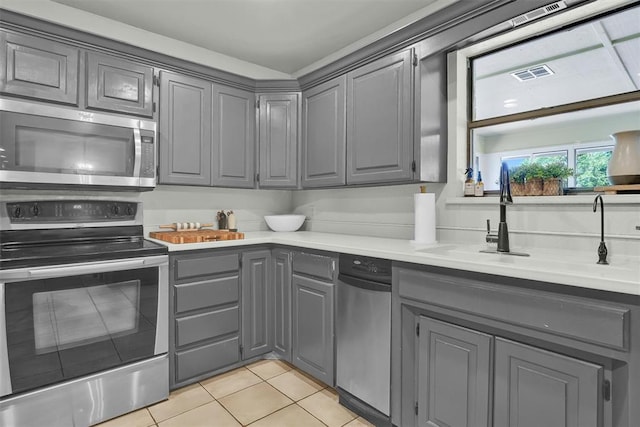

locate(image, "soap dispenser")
[[475, 171, 484, 197], [464, 168, 475, 197]]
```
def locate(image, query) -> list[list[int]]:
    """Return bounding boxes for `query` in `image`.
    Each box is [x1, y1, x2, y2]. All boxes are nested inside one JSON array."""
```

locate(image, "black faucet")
[[497, 162, 513, 252], [592, 194, 608, 265]]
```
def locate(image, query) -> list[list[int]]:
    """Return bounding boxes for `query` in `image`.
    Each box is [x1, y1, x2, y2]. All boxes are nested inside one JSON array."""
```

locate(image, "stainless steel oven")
[[0, 99, 157, 191], [0, 200, 168, 426]]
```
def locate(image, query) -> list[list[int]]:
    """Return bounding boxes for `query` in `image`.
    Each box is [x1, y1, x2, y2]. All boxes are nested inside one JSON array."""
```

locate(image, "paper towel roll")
[[414, 193, 436, 244]]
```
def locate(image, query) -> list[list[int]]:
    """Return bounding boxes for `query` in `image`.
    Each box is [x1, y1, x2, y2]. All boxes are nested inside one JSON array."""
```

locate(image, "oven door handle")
[[24, 257, 165, 279]]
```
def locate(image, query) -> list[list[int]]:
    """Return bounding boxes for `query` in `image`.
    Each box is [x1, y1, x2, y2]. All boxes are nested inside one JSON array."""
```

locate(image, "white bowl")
[[264, 214, 306, 232]]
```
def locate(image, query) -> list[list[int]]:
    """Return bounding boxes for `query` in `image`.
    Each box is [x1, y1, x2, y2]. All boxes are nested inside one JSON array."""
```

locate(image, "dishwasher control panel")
[[339, 254, 392, 284]]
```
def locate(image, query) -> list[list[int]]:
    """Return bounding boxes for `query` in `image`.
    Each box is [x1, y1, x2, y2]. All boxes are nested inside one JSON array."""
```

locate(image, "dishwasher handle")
[[338, 273, 391, 292]]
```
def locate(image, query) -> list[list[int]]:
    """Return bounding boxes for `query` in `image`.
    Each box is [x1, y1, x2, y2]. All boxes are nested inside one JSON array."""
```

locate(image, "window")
[[467, 3, 640, 191]]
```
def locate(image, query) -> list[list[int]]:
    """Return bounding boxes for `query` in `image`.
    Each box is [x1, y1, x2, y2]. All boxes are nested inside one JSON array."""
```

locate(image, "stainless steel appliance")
[[0, 200, 169, 426], [0, 99, 157, 190], [336, 254, 392, 426]]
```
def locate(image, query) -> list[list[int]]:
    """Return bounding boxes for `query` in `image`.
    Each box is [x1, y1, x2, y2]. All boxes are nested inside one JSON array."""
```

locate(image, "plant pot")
[[608, 130, 640, 185], [525, 178, 543, 196], [543, 178, 563, 196], [510, 182, 526, 196]]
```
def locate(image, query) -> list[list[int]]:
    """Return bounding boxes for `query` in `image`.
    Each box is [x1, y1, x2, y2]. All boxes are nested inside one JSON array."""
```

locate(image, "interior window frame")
[[465, 2, 640, 192]]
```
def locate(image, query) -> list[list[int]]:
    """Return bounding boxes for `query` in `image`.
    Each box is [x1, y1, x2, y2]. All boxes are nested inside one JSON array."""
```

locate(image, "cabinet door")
[[159, 71, 211, 186], [86, 51, 153, 117], [417, 317, 492, 427], [346, 49, 414, 185], [258, 93, 298, 188], [0, 31, 78, 105], [241, 250, 273, 359], [301, 76, 346, 188], [212, 84, 255, 188], [272, 249, 292, 361], [292, 274, 334, 385], [494, 337, 602, 427]]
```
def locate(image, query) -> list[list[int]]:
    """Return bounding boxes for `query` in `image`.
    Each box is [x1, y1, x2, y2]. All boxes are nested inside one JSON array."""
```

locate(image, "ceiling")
[[49, 0, 445, 75]]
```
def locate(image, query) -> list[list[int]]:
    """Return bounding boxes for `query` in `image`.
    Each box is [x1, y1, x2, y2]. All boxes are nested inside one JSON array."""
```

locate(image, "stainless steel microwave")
[[0, 99, 157, 191]]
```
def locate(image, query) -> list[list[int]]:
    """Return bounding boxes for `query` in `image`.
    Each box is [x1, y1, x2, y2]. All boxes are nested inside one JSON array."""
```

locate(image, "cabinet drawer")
[[293, 252, 334, 281], [176, 306, 239, 347], [175, 276, 238, 314], [397, 268, 629, 350], [174, 253, 239, 280], [175, 336, 239, 382]]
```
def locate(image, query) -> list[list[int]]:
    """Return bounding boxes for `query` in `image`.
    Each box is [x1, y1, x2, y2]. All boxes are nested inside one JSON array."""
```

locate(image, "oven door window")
[[4, 267, 158, 395]]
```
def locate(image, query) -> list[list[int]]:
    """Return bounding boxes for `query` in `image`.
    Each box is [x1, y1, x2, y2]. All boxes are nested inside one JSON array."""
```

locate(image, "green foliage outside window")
[[575, 150, 612, 187]]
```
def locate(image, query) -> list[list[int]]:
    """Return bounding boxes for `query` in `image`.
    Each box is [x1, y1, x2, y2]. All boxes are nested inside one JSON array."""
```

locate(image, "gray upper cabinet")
[[0, 30, 78, 105], [211, 84, 255, 188], [346, 49, 414, 185], [241, 250, 273, 359], [86, 51, 153, 117], [258, 93, 299, 188], [301, 76, 346, 188], [494, 338, 602, 427], [417, 317, 492, 427], [159, 71, 212, 186]]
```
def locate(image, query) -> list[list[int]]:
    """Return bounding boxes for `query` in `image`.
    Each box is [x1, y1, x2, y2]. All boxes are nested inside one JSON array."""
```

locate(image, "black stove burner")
[[0, 225, 167, 270]]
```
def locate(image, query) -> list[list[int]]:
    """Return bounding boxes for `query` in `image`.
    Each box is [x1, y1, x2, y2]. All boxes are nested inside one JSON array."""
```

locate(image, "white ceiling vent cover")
[[511, 65, 555, 82], [511, 1, 567, 27]]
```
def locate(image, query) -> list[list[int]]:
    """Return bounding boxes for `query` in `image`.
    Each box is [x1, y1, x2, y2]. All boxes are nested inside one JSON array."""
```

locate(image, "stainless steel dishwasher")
[[336, 254, 392, 426]]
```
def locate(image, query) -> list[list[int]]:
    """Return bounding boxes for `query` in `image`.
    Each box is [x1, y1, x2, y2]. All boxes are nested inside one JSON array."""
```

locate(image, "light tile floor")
[[96, 360, 375, 427]]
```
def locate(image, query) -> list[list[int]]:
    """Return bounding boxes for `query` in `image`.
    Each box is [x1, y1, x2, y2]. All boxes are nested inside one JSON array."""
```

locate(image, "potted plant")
[[509, 164, 527, 196], [541, 161, 574, 196], [523, 161, 545, 196]]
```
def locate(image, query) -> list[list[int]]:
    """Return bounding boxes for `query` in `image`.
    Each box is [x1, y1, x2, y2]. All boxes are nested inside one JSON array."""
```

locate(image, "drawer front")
[[175, 336, 239, 382], [176, 306, 239, 347], [397, 268, 629, 350], [175, 276, 238, 314], [293, 252, 334, 281], [174, 253, 239, 280]]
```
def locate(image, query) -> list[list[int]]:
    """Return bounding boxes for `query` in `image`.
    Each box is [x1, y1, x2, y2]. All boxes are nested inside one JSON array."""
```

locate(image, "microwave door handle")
[[133, 127, 142, 177]]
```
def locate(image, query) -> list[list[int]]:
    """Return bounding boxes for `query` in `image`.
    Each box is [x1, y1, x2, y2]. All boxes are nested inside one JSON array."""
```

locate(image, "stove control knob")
[[32, 204, 39, 216], [111, 204, 120, 216], [127, 206, 134, 216], [13, 206, 22, 218]]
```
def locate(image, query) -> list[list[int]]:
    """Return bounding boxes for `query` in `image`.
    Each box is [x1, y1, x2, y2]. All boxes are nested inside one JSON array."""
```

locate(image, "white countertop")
[[149, 231, 640, 296]]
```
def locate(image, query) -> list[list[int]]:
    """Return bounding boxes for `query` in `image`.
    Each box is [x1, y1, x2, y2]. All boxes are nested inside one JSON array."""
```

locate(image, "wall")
[[141, 185, 292, 234]]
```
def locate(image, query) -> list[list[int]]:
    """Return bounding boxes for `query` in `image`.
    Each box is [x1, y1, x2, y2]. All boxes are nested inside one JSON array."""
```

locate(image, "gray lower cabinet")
[[346, 49, 414, 185], [257, 93, 299, 188], [301, 76, 346, 188], [272, 249, 292, 361], [416, 316, 602, 427], [395, 265, 633, 427], [0, 30, 78, 105], [159, 70, 212, 186], [417, 317, 492, 427], [241, 250, 273, 359], [170, 251, 240, 388], [291, 251, 336, 385], [494, 337, 602, 427], [86, 51, 154, 117], [212, 84, 255, 188]]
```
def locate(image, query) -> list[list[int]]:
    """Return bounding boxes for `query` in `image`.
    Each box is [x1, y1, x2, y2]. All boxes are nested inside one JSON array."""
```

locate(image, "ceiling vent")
[[510, 1, 567, 27], [511, 65, 555, 82]]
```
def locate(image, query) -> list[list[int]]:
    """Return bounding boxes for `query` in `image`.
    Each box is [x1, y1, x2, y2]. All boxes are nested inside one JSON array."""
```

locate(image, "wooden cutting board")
[[594, 184, 640, 194], [149, 229, 244, 244]]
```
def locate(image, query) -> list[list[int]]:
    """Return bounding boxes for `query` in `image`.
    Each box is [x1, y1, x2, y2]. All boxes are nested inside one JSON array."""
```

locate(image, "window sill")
[[446, 194, 640, 205]]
